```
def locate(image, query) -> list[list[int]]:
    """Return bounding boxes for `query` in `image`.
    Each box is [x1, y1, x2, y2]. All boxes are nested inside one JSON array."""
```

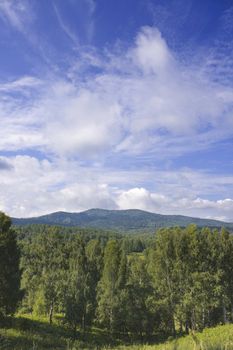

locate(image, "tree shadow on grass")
[[0, 316, 170, 350], [0, 317, 67, 349], [0, 317, 125, 350]]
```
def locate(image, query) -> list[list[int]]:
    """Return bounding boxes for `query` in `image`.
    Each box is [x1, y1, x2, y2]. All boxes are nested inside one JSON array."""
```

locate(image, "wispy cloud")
[[0, 0, 32, 33], [53, 2, 79, 45], [85, 0, 96, 42], [0, 76, 41, 92], [1, 26, 232, 159], [53, 0, 96, 45], [1, 20, 233, 219]]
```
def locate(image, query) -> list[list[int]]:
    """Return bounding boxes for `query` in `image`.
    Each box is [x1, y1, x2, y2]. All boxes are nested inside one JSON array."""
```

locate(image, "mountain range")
[[12, 209, 233, 233]]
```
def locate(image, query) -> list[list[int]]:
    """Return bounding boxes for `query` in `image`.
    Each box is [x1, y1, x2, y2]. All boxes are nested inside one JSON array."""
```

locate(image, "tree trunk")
[[191, 310, 196, 332], [49, 300, 54, 325], [82, 313, 86, 337], [207, 309, 210, 327], [140, 330, 143, 344], [109, 307, 113, 334], [202, 307, 205, 328], [73, 324, 77, 339], [222, 302, 228, 324], [179, 321, 183, 334], [170, 314, 176, 337]]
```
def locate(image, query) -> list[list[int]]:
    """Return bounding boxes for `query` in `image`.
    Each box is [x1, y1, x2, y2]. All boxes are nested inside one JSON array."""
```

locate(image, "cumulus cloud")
[[41, 84, 123, 156], [0, 155, 232, 222], [116, 187, 168, 212], [0, 156, 116, 217], [1, 25, 233, 220], [133, 27, 174, 73], [116, 187, 233, 222]]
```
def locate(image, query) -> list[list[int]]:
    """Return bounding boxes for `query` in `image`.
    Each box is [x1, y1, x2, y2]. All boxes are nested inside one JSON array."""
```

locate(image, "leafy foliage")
[[0, 212, 22, 317], [2, 210, 233, 348]]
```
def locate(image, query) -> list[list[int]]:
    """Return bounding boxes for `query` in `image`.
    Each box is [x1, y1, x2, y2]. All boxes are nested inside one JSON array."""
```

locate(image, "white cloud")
[[41, 84, 123, 156], [0, 158, 13, 171], [53, 3, 79, 45], [116, 187, 233, 222], [0, 26, 233, 158], [0, 156, 232, 222], [84, 0, 96, 42], [133, 26, 174, 73], [116, 187, 168, 212], [0, 0, 32, 33], [0, 76, 41, 92], [0, 156, 116, 217], [1, 25, 233, 220], [53, 0, 96, 45]]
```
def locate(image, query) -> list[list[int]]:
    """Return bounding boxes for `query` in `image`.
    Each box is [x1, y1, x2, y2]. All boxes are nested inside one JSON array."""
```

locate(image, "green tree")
[[125, 255, 153, 338], [64, 238, 94, 335], [20, 228, 68, 323], [0, 212, 22, 317], [96, 240, 127, 333], [148, 228, 179, 335], [85, 239, 103, 325]]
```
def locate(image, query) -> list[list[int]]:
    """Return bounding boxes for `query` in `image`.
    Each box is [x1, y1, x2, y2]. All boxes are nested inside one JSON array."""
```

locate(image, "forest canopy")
[[1, 211, 233, 341]]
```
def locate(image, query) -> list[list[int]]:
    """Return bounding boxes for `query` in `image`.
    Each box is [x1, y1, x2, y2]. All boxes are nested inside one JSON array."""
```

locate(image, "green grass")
[[110, 325, 233, 350], [0, 314, 122, 350], [0, 315, 233, 350], [0, 315, 67, 349]]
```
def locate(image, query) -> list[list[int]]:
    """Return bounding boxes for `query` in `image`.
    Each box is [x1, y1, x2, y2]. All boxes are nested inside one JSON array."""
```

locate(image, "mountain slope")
[[12, 208, 233, 233]]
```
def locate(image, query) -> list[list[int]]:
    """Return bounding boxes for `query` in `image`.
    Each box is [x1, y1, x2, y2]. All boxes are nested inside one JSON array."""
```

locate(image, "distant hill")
[[12, 208, 233, 233]]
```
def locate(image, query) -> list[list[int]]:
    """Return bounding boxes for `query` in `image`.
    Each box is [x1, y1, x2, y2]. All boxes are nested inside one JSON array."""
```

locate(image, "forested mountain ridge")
[[12, 208, 233, 232]]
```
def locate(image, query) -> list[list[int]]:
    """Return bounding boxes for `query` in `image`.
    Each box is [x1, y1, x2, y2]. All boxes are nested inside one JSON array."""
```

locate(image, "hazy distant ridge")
[[12, 209, 233, 233]]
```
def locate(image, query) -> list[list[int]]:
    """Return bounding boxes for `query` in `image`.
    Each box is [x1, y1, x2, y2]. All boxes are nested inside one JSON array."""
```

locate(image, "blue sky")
[[0, 0, 233, 221]]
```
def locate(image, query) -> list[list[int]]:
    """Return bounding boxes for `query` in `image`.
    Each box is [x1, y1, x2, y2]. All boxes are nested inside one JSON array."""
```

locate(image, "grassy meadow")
[[0, 315, 232, 350]]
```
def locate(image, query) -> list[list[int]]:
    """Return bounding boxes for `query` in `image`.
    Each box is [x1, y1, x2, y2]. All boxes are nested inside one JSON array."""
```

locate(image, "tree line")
[[1, 211, 233, 341]]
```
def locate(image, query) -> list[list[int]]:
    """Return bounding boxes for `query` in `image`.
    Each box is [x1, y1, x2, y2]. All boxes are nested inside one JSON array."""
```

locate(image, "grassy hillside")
[[12, 208, 233, 233], [0, 315, 233, 350], [132, 325, 233, 349]]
